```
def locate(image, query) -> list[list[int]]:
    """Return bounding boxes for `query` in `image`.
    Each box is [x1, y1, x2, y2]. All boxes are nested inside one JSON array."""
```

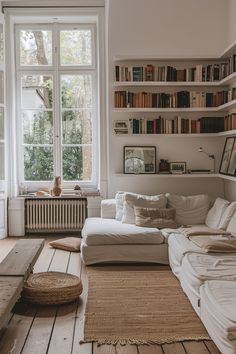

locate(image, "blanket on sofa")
[[189, 235, 236, 252]]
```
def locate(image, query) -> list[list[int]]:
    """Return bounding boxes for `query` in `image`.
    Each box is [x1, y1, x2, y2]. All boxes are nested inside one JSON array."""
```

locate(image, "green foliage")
[[24, 146, 53, 181]]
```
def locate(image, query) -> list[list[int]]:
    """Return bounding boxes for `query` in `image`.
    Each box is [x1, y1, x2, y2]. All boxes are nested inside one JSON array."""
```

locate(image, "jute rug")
[[83, 266, 210, 345]]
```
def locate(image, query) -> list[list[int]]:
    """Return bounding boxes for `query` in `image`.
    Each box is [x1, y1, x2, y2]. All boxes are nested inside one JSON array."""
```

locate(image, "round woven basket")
[[22, 272, 83, 305]]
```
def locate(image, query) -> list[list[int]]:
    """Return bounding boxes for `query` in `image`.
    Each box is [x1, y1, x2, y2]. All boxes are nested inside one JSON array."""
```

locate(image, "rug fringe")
[[80, 336, 211, 346]]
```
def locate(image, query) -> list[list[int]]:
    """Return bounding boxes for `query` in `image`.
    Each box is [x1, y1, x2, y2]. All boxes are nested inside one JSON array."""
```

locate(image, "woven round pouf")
[[22, 272, 83, 305]]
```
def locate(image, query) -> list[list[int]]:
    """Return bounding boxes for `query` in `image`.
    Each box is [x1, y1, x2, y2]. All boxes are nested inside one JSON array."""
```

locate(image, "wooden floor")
[[0, 237, 221, 354]]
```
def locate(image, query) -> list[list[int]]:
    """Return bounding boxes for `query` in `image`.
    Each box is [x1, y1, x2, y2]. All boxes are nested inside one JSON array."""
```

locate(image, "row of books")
[[115, 56, 236, 82], [114, 116, 225, 135], [224, 113, 236, 131], [114, 90, 236, 108]]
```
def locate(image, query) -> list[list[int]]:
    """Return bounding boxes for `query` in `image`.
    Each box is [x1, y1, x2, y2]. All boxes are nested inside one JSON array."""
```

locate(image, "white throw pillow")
[[219, 202, 236, 230], [167, 194, 209, 226], [122, 193, 167, 224], [205, 198, 230, 229], [227, 211, 236, 235], [115, 192, 126, 221]]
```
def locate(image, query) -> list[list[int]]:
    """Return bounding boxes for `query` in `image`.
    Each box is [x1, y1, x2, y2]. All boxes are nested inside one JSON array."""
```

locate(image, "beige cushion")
[[227, 211, 236, 235], [122, 193, 167, 224], [167, 194, 209, 226], [219, 202, 236, 230], [49, 237, 81, 252], [205, 198, 230, 229], [134, 207, 178, 229]]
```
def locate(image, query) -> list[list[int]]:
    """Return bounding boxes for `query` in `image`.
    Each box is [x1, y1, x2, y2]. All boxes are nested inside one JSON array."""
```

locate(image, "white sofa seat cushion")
[[101, 199, 116, 219], [167, 232, 203, 277], [167, 194, 209, 225], [201, 281, 236, 340], [82, 217, 164, 246], [180, 252, 236, 315]]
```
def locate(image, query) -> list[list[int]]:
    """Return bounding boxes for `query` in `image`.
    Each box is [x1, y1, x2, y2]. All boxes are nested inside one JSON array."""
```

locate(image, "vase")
[[53, 176, 62, 197]]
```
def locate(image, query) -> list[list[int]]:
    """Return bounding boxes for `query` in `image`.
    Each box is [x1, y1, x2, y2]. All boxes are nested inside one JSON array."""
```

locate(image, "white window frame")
[[15, 21, 99, 190]]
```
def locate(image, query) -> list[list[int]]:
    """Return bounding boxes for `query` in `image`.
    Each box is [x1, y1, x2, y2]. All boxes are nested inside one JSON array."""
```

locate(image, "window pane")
[[0, 108, 4, 140], [24, 146, 53, 181], [0, 143, 4, 180], [21, 75, 53, 109], [23, 111, 53, 144], [61, 75, 92, 109], [0, 24, 3, 65], [0, 71, 4, 104], [62, 111, 92, 144], [62, 146, 92, 181], [60, 30, 92, 66], [20, 30, 52, 66]]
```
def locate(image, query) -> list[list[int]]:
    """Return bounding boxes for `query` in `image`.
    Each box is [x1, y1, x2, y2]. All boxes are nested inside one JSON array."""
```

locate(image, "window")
[[15, 23, 98, 187]]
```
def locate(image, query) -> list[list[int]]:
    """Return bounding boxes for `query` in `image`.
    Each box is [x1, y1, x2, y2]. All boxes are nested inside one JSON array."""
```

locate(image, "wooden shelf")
[[114, 130, 236, 138], [114, 107, 223, 113], [113, 73, 236, 87], [114, 100, 236, 113], [114, 173, 236, 181], [114, 173, 219, 178]]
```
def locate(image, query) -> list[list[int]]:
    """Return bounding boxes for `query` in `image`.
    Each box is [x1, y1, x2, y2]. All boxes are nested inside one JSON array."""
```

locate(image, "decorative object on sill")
[[74, 184, 81, 191], [169, 162, 186, 174], [123, 146, 156, 174], [198, 147, 215, 173], [219, 137, 236, 176], [52, 176, 62, 197], [158, 159, 170, 174]]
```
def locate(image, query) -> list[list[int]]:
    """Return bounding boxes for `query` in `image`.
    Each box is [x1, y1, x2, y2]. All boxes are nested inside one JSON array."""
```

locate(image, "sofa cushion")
[[167, 194, 209, 226], [134, 207, 177, 229], [218, 202, 236, 230], [122, 193, 167, 224], [227, 211, 236, 235], [101, 199, 116, 219], [82, 217, 164, 245], [49, 237, 81, 252], [115, 192, 126, 221], [205, 197, 230, 229]]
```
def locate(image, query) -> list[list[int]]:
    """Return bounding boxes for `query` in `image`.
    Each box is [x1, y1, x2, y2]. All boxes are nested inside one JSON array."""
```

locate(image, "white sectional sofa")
[[81, 193, 236, 354]]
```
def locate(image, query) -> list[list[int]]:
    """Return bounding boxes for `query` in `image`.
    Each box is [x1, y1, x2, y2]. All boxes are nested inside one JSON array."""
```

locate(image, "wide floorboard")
[[0, 237, 221, 354]]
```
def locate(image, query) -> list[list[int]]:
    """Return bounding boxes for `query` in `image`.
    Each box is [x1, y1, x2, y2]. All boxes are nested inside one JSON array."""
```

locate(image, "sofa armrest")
[[101, 199, 116, 219]]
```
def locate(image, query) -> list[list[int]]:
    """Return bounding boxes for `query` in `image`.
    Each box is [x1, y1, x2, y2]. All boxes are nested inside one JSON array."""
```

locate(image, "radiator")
[[25, 198, 87, 233]]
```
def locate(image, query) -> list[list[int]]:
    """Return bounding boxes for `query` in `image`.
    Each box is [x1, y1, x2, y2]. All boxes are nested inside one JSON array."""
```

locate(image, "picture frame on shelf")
[[113, 120, 128, 135], [123, 146, 156, 174], [225, 138, 236, 176], [169, 161, 186, 174], [219, 137, 236, 175]]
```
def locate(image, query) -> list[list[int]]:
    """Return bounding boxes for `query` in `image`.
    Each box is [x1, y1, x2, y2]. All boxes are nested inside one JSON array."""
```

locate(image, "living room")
[[0, 0, 236, 353]]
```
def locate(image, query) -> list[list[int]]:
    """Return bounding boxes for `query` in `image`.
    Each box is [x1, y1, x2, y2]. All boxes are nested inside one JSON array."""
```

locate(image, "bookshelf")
[[114, 173, 236, 181], [112, 52, 236, 181]]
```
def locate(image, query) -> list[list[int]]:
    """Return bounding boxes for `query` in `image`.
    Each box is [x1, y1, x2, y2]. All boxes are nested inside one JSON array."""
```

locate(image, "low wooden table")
[[0, 239, 44, 331]]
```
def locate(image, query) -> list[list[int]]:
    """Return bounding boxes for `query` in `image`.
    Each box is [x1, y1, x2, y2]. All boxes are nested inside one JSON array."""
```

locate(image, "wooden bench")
[[0, 239, 44, 330]]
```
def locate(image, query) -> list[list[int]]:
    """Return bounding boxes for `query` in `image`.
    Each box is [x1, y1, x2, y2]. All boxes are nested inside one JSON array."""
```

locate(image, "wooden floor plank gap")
[[203, 342, 211, 354], [66, 252, 72, 273], [70, 301, 80, 354], [47, 249, 56, 271], [20, 308, 38, 354], [45, 306, 59, 354]]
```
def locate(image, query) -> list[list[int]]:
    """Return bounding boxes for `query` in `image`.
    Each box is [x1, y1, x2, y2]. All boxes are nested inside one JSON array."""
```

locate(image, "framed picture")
[[169, 161, 186, 174], [219, 137, 236, 175], [123, 146, 156, 174], [113, 120, 128, 135], [226, 138, 236, 176]]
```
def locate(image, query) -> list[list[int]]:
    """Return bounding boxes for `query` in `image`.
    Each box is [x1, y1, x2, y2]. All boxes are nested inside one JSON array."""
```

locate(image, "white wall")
[[227, 0, 236, 47], [106, 0, 229, 198]]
